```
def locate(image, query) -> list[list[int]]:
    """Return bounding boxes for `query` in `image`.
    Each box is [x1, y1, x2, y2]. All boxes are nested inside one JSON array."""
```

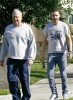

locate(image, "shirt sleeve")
[[43, 24, 48, 36], [28, 27, 37, 60], [64, 24, 70, 35], [0, 31, 9, 60]]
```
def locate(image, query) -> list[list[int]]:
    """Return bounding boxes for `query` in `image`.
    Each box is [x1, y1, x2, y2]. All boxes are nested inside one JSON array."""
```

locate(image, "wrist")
[[68, 51, 72, 54], [69, 50, 72, 52], [28, 59, 34, 61]]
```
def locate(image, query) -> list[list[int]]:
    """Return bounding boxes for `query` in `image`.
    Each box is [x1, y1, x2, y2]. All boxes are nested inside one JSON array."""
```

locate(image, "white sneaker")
[[49, 94, 58, 100], [63, 93, 68, 99]]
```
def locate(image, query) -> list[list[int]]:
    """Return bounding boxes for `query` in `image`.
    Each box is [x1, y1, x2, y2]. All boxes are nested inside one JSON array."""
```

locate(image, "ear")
[[59, 11, 61, 17], [21, 16, 22, 21]]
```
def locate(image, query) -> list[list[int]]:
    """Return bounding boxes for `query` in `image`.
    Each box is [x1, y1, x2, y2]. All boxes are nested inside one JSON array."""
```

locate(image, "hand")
[[0, 60, 4, 67], [41, 61, 45, 69], [28, 59, 33, 65], [40, 54, 46, 69], [68, 52, 72, 59]]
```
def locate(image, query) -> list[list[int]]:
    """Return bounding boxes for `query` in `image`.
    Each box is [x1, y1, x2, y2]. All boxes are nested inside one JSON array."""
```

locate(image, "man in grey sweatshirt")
[[0, 9, 36, 100]]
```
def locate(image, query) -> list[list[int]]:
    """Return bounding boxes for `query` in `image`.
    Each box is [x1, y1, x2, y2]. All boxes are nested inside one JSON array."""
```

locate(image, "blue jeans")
[[47, 53, 68, 95], [6, 58, 31, 100]]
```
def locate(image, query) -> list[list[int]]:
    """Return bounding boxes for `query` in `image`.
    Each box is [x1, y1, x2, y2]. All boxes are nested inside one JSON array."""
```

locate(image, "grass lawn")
[[0, 89, 9, 95], [30, 55, 47, 84], [30, 62, 47, 84]]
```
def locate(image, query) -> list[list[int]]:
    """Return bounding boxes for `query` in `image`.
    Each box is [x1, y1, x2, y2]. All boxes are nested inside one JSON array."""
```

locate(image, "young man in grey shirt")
[[41, 8, 72, 100], [0, 9, 36, 100]]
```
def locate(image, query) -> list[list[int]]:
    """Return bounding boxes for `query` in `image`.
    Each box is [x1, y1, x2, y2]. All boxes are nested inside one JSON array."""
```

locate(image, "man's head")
[[51, 8, 60, 24], [12, 9, 22, 26]]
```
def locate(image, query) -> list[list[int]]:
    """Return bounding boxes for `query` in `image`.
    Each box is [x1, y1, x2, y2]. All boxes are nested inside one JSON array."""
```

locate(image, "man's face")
[[51, 11, 60, 23], [12, 11, 22, 26]]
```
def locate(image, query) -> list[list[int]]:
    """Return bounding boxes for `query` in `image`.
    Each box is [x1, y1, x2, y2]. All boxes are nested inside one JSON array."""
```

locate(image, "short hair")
[[51, 8, 61, 14], [12, 9, 22, 17]]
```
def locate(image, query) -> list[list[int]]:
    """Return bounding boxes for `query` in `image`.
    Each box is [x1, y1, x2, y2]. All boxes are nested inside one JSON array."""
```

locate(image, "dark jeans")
[[47, 53, 68, 95], [6, 58, 31, 100]]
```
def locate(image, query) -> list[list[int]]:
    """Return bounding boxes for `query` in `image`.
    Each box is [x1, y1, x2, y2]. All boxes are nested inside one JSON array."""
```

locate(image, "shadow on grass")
[[30, 70, 47, 78]]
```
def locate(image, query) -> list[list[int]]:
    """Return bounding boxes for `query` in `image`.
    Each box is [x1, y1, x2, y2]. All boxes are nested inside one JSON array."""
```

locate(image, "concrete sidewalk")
[[0, 64, 73, 100]]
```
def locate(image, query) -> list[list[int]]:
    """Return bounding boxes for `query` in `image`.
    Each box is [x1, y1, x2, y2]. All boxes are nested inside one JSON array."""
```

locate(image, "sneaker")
[[49, 94, 58, 100], [63, 93, 68, 99]]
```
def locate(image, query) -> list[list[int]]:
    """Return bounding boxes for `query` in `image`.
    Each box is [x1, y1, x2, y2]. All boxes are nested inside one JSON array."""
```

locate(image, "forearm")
[[0, 34, 8, 60], [41, 34, 47, 55], [66, 34, 72, 52], [0, 60, 4, 67], [69, 39, 72, 52], [42, 40, 47, 55], [28, 38, 36, 60], [28, 46, 36, 60]]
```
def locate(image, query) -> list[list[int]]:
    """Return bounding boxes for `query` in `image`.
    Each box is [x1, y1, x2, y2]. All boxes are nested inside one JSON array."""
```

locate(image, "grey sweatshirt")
[[0, 23, 36, 60]]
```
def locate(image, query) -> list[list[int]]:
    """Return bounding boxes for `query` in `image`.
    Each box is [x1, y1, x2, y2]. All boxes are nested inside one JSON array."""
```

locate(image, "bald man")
[[0, 9, 36, 100]]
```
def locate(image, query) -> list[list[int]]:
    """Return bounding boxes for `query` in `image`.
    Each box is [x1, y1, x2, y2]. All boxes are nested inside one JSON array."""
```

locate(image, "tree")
[[61, 0, 73, 22], [0, 0, 61, 35]]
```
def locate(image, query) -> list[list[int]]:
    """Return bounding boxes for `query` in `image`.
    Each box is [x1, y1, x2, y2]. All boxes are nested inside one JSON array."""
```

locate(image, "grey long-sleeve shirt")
[[0, 23, 36, 60]]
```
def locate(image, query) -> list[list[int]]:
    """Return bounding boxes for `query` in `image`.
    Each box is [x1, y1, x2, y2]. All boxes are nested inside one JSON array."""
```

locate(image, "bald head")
[[12, 9, 23, 26], [12, 9, 22, 17]]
